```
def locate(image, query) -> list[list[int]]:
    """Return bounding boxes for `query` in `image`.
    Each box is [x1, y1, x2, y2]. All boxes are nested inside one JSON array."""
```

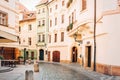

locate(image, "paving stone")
[[0, 62, 120, 80]]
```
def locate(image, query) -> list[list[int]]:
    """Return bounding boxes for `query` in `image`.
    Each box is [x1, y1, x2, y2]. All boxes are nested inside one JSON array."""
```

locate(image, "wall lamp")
[[73, 33, 82, 44]]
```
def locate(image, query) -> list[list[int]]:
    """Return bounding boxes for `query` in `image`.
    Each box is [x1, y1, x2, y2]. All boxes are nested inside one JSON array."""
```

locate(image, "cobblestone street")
[[0, 62, 120, 80]]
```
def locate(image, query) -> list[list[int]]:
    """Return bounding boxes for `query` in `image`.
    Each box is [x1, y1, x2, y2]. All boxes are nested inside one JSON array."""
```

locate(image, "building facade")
[[37, 0, 120, 76], [66, 0, 120, 76], [0, 0, 19, 59], [18, 3, 37, 60], [36, 0, 49, 61]]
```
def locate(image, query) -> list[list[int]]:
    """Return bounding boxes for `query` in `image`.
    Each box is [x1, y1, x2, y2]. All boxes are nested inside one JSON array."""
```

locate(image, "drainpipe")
[[93, 0, 97, 71]]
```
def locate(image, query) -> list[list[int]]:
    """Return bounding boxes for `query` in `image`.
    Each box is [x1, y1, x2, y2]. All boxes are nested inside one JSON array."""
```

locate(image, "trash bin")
[[34, 63, 39, 72]]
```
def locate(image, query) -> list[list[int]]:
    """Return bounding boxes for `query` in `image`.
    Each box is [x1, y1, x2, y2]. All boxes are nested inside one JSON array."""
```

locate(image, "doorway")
[[39, 49, 44, 60], [52, 51, 60, 62], [86, 46, 91, 67], [31, 52, 34, 60], [72, 47, 77, 62], [48, 51, 50, 61]]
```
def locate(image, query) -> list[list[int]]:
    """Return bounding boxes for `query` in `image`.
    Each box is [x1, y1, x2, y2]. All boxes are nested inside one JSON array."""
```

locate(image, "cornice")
[[0, 3, 18, 14]]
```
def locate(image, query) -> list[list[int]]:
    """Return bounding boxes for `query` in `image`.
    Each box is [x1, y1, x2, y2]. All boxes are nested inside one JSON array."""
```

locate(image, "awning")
[[0, 30, 18, 43]]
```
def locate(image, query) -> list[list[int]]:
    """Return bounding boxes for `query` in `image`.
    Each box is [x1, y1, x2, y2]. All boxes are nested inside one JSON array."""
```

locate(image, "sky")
[[19, 0, 41, 10]]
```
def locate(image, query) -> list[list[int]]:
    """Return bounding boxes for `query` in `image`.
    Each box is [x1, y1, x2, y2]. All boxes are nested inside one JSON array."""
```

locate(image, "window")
[[28, 24, 32, 30], [19, 38, 21, 44], [0, 11, 8, 26], [38, 21, 41, 26], [42, 34, 45, 42], [50, 8, 52, 13], [62, 1, 65, 6], [42, 20, 45, 26], [43, 8, 45, 13], [55, 4, 58, 9], [69, 16, 71, 24], [55, 17, 57, 25], [38, 9, 40, 14], [4, 0, 9, 2], [82, 0, 87, 11], [54, 34, 57, 42], [72, 12, 74, 23], [28, 37, 31, 45], [50, 20, 52, 27], [19, 26, 21, 32], [61, 32, 64, 42], [49, 35, 51, 43], [38, 35, 41, 42], [61, 14, 64, 23]]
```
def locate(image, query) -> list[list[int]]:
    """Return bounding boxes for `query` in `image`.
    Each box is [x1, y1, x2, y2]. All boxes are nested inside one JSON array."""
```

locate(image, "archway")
[[39, 49, 44, 60], [52, 51, 60, 62], [72, 47, 78, 62]]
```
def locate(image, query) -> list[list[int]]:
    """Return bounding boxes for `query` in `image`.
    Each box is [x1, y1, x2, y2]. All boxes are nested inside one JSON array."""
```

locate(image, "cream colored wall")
[[19, 20, 37, 49], [97, 14, 120, 65], [0, 0, 19, 46], [0, 0, 19, 35], [47, 0, 74, 62]]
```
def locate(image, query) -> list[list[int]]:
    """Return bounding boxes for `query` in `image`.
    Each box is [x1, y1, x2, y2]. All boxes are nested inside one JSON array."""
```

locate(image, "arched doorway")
[[39, 49, 44, 60], [72, 47, 77, 62], [52, 51, 60, 62]]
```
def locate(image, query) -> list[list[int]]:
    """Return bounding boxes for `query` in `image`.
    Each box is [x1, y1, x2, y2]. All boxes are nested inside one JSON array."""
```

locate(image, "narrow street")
[[0, 62, 120, 80], [36, 62, 92, 80], [0, 62, 92, 80]]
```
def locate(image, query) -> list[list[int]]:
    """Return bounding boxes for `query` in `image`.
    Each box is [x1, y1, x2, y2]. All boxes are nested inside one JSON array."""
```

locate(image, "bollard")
[[25, 70, 29, 80], [0, 60, 1, 67], [34, 63, 39, 72], [25, 70, 34, 80]]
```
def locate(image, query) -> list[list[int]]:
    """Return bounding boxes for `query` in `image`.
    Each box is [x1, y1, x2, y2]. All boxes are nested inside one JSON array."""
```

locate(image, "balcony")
[[66, 23, 73, 32], [36, 41, 45, 47]]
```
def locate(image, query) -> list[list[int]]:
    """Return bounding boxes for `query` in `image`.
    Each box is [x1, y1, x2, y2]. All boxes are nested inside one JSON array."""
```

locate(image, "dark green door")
[[39, 49, 44, 60]]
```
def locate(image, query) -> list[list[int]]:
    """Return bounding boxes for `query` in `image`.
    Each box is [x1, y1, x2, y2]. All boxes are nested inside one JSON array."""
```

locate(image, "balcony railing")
[[67, 23, 73, 32]]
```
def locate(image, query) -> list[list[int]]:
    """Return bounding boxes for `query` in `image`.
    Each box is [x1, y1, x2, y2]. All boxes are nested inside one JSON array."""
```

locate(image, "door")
[[48, 51, 50, 61], [86, 46, 91, 67], [39, 49, 44, 60], [52, 51, 60, 62], [72, 47, 77, 62], [31, 52, 34, 60]]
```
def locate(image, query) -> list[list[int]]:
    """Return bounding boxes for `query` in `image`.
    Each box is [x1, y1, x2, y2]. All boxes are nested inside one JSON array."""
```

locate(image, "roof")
[[36, 0, 48, 6]]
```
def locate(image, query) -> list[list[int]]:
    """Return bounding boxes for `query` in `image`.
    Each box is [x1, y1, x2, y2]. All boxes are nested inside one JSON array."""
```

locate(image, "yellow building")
[[18, 3, 37, 60]]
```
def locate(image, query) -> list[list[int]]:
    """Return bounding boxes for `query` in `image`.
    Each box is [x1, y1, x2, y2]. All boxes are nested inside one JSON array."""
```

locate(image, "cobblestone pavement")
[[0, 62, 120, 80]]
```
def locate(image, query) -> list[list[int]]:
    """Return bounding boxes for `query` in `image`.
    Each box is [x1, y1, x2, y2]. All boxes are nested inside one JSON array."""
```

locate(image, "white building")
[[37, 0, 120, 76], [0, 0, 19, 59], [66, 0, 120, 76], [18, 2, 37, 60]]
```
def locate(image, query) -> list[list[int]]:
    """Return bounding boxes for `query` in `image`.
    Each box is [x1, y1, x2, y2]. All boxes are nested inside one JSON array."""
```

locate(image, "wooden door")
[[52, 51, 60, 62], [48, 51, 50, 61]]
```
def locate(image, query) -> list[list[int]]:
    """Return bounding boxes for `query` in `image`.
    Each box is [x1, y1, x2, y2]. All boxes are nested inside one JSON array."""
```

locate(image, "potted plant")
[[18, 56, 23, 64], [0, 56, 4, 60]]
